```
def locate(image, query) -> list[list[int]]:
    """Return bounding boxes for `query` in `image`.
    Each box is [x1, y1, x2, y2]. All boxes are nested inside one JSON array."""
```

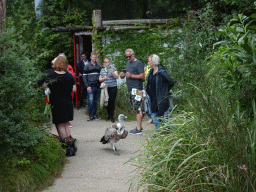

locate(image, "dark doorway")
[[82, 35, 92, 61], [73, 33, 92, 109]]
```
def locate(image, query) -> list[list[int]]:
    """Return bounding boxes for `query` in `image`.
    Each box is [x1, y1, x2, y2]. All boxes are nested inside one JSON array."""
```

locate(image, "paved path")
[[43, 108, 153, 192]]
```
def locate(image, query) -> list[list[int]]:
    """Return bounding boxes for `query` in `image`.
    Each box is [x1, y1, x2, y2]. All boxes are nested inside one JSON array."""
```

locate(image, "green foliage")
[[129, 13, 256, 191], [99, 21, 182, 74], [99, 5, 225, 103], [130, 80, 256, 191], [129, 111, 226, 191], [6, 0, 37, 41], [0, 27, 46, 155], [148, 0, 205, 18], [0, 136, 66, 192], [212, 14, 256, 115], [213, 0, 256, 15], [40, 0, 89, 27], [6, 0, 92, 69]]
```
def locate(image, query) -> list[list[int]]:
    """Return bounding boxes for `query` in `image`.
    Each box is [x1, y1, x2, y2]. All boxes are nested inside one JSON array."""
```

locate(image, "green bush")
[[130, 81, 256, 191], [0, 136, 66, 192], [0, 27, 46, 155], [129, 13, 256, 192], [211, 14, 256, 116]]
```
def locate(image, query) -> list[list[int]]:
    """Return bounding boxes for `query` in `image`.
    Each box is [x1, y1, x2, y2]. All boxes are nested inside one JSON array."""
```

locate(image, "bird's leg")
[[112, 143, 117, 155]]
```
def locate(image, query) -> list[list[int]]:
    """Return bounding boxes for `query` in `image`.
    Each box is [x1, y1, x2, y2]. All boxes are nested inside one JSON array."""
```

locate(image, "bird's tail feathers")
[[100, 136, 109, 144]]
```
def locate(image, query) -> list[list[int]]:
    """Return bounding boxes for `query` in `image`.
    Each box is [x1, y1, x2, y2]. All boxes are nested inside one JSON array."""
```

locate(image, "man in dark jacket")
[[77, 53, 89, 107], [83, 52, 101, 121], [146, 54, 174, 129]]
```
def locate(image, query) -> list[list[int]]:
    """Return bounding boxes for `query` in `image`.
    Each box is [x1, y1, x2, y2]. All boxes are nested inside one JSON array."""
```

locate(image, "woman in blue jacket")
[[146, 54, 174, 129]]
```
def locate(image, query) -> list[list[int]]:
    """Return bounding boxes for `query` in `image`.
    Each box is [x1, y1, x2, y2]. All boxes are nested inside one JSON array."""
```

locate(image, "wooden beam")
[[111, 26, 149, 31], [51, 26, 93, 32], [50, 24, 171, 32], [102, 19, 170, 25]]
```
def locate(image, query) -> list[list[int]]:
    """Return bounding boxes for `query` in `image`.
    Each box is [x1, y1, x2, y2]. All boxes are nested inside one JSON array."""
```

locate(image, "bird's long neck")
[[119, 119, 124, 126]]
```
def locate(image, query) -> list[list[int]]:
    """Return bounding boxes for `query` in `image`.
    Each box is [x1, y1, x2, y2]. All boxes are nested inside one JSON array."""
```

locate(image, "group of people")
[[43, 48, 174, 151], [119, 49, 175, 134]]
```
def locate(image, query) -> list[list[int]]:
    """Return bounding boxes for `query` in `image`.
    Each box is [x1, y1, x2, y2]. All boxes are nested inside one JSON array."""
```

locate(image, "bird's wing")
[[120, 129, 128, 139], [105, 127, 117, 140], [111, 124, 118, 130]]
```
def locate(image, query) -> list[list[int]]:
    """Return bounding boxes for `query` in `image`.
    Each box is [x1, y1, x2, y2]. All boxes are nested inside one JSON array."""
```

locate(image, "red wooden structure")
[[73, 34, 80, 109]]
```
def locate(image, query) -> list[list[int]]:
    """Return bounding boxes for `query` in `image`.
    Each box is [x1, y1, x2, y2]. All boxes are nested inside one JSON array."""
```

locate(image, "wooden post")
[[92, 10, 103, 65], [93, 10, 102, 29], [0, 0, 6, 33], [0, 0, 6, 75]]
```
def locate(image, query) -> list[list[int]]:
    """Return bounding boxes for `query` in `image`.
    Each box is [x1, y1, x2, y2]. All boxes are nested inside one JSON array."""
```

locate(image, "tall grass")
[[129, 111, 226, 191], [129, 78, 256, 191]]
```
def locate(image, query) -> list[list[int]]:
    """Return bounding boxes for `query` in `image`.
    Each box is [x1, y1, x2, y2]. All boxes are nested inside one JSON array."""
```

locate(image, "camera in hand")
[[123, 69, 126, 73]]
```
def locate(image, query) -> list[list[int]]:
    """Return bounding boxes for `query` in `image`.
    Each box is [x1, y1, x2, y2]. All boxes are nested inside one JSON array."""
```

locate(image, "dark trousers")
[[80, 77, 87, 106], [81, 85, 87, 106], [106, 86, 117, 118]]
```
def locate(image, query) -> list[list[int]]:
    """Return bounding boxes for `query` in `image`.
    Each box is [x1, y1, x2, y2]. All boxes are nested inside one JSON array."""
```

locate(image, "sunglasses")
[[126, 54, 133, 58]]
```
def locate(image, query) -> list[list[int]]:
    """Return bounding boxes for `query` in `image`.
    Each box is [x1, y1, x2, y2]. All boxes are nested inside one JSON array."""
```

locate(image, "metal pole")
[[34, 0, 46, 29], [73, 34, 79, 109]]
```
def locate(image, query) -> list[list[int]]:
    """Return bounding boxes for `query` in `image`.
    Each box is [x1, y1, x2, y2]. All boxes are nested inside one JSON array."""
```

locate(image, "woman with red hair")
[[47, 56, 76, 141]]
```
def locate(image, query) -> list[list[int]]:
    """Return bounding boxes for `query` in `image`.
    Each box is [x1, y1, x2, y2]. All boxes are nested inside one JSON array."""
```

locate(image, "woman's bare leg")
[[57, 123, 68, 139], [64, 122, 71, 138]]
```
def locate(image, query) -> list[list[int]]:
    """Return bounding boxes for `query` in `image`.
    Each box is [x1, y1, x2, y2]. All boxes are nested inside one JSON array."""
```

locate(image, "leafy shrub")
[[129, 12, 256, 192], [212, 14, 256, 116], [0, 27, 45, 155], [0, 136, 65, 191], [130, 82, 256, 191]]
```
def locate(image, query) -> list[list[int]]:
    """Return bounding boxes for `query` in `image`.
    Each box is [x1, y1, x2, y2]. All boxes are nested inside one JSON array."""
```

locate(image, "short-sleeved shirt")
[[125, 59, 144, 92], [100, 66, 117, 87]]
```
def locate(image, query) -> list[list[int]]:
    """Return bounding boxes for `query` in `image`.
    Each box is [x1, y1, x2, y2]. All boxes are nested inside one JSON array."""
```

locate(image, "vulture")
[[100, 114, 128, 155]]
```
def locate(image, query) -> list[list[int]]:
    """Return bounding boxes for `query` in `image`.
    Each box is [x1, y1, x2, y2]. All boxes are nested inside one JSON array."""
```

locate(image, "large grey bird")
[[100, 114, 128, 155]]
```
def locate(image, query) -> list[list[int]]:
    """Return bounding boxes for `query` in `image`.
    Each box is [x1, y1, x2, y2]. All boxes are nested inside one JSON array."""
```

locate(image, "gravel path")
[[43, 108, 153, 192]]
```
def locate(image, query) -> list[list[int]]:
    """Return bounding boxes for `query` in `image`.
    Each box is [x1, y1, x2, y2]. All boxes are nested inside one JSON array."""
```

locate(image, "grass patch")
[[0, 136, 66, 192]]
